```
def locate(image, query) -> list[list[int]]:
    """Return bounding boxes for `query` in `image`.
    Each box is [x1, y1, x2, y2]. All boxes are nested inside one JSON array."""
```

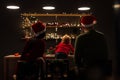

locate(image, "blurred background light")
[[78, 7, 90, 11], [42, 6, 55, 10], [6, 5, 20, 9], [114, 4, 120, 8]]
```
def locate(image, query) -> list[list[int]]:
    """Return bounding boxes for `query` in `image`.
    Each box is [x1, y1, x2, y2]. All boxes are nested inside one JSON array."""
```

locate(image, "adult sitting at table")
[[16, 21, 46, 80]]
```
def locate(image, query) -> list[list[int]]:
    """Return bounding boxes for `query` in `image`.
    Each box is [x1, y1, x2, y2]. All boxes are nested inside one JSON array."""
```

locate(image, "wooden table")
[[4, 55, 20, 80]]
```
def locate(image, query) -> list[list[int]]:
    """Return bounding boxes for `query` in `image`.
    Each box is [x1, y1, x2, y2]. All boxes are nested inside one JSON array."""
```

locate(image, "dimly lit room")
[[0, 0, 119, 80]]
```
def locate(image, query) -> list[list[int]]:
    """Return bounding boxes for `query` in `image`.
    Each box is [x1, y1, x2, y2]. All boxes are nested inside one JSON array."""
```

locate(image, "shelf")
[[21, 13, 83, 46], [46, 26, 81, 28], [45, 38, 75, 40], [21, 13, 90, 17]]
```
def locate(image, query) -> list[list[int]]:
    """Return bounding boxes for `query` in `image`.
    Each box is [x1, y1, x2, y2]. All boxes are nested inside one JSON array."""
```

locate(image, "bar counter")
[[4, 54, 74, 80]]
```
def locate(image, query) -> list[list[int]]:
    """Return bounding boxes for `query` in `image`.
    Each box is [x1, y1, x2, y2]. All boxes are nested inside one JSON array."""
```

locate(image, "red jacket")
[[55, 42, 74, 55], [20, 38, 45, 62]]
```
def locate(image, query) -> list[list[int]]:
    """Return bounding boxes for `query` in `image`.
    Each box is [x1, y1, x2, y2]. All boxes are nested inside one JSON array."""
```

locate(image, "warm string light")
[[21, 16, 35, 38], [21, 13, 81, 39]]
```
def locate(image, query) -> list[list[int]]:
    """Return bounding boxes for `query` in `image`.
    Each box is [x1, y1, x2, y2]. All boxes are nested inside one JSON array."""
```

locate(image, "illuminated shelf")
[[21, 13, 90, 17], [21, 13, 88, 40], [46, 26, 81, 28]]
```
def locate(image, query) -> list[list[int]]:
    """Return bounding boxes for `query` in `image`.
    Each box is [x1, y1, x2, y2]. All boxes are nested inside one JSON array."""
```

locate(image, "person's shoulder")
[[77, 32, 88, 39], [29, 38, 44, 43], [95, 30, 104, 35], [95, 30, 105, 37], [26, 38, 35, 42], [59, 42, 64, 45]]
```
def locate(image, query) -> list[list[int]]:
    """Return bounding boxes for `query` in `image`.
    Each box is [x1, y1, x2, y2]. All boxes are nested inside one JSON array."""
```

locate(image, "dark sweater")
[[74, 30, 108, 67]]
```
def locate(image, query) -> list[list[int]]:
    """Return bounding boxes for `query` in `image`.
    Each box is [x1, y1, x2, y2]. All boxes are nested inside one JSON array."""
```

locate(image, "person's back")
[[20, 38, 45, 62], [74, 15, 108, 80], [76, 29, 108, 66], [16, 21, 46, 80], [55, 34, 74, 59], [55, 42, 74, 55]]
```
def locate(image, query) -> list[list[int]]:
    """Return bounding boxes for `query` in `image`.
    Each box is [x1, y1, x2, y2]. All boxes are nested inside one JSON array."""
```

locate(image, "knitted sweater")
[[74, 30, 108, 67], [55, 42, 74, 55]]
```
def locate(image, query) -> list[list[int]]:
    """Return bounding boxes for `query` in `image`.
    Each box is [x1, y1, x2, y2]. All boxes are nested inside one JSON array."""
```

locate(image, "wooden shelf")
[[21, 13, 90, 17], [21, 13, 81, 48], [46, 26, 81, 28]]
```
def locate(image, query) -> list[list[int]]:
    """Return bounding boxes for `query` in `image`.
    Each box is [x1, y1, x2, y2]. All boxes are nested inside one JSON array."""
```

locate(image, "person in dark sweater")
[[16, 21, 46, 80], [74, 15, 108, 80]]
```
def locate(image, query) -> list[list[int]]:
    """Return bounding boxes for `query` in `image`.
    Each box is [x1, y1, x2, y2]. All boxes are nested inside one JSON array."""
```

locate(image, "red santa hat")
[[32, 21, 46, 36], [80, 15, 97, 27]]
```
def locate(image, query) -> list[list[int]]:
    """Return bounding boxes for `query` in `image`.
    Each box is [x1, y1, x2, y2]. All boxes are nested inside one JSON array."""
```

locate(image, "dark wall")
[[0, 0, 116, 80], [0, 4, 25, 79], [94, 0, 117, 75], [93, 0, 116, 60], [114, 0, 120, 75]]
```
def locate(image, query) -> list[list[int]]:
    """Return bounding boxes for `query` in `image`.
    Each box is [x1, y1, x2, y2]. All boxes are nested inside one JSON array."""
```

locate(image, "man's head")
[[32, 21, 46, 38], [80, 15, 97, 28]]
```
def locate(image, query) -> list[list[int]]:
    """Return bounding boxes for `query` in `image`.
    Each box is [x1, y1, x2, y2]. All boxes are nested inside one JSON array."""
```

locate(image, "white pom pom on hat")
[[32, 21, 46, 36], [80, 15, 97, 27]]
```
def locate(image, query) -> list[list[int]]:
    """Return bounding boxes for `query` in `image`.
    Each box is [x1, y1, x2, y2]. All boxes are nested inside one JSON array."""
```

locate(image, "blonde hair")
[[61, 34, 71, 44]]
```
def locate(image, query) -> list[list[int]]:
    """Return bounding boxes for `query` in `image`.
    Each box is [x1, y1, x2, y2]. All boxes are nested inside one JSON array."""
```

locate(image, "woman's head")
[[80, 15, 97, 27], [80, 15, 97, 32], [32, 21, 46, 38], [61, 34, 71, 44]]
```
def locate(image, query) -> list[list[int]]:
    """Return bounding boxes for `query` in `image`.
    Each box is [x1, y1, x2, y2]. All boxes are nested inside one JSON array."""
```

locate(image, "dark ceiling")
[[0, 0, 106, 14]]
